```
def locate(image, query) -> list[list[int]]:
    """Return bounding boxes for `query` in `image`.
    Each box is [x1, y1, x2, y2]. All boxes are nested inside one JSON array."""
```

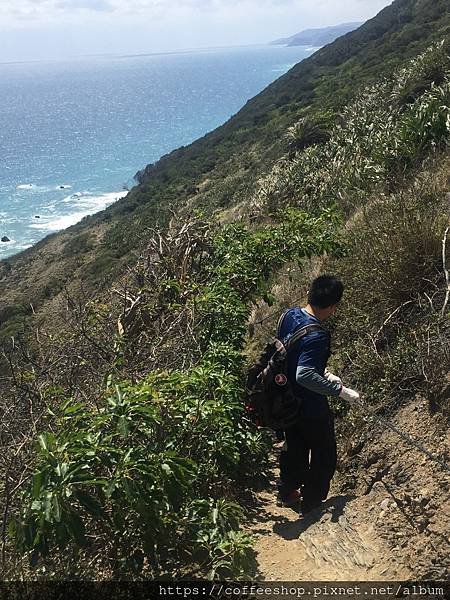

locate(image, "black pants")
[[279, 416, 337, 507]]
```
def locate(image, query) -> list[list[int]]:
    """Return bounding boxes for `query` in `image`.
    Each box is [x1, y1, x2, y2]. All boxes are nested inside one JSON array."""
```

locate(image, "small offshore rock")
[[1, 236, 10, 242], [34, 215, 41, 219]]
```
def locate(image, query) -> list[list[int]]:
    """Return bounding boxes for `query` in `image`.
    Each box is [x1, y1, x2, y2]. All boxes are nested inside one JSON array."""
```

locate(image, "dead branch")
[[375, 300, 414, 340], [441, 226, 450, 317]]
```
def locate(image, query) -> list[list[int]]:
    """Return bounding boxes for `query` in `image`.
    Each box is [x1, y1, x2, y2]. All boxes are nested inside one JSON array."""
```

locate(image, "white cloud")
[[0, 0, 393, 61], [56, 0, 114, 11], [0, 0, 391, 23]]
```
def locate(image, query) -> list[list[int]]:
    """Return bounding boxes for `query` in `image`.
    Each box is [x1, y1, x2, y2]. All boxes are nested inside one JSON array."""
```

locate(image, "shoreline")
[[0, 189, 129, 261]]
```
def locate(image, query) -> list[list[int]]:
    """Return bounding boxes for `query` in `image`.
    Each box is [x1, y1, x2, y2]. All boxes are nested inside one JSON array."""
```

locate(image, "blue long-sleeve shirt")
[[279, 307, 341, 419]]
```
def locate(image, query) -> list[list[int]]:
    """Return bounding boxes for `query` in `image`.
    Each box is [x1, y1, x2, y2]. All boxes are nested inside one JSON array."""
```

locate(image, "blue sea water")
[[0, 45, 314, 259]]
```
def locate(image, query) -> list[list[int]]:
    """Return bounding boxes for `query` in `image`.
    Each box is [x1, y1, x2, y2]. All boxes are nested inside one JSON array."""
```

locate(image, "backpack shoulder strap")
[[276, 308, 290, 339], [284, 323, 325, 352]]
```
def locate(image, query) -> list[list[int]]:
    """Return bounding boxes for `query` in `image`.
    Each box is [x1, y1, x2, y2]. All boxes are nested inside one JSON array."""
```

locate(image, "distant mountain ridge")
[[270, 22, 363, 47]]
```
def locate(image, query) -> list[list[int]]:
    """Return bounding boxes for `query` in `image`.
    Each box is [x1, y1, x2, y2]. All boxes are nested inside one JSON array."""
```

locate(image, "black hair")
[[308, 275, 344, 309]]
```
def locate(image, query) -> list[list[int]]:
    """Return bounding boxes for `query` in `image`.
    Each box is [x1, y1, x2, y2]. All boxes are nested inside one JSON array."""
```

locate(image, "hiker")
[[277, 275, 360, 514]]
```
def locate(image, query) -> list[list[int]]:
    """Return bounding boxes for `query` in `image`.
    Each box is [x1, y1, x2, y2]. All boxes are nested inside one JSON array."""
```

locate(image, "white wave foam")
[[17, 183, 36, 190], [63, 192, 85, 203], [30, 190, 128, 232], [0, 214, 18, 224]]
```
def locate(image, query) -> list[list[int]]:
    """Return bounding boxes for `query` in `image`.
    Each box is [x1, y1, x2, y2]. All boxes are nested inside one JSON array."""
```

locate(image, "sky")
[[0, 0, 393, 62]]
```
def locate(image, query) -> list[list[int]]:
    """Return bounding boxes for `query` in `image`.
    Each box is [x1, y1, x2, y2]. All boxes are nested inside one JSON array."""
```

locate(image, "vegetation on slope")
[[2, 35, 449, 579], [6, 211, 340, 578], [247, 40, 450, 428], [251, 40, 450, 215]]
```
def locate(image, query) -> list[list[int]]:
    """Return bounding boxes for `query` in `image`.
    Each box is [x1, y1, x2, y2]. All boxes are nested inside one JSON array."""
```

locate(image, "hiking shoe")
[[276, 489, 301, 507]]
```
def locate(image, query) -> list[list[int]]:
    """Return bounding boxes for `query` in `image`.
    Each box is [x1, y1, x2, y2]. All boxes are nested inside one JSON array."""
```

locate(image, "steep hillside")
[[0, 0, 449, 582], [1, 0, 449, 342]]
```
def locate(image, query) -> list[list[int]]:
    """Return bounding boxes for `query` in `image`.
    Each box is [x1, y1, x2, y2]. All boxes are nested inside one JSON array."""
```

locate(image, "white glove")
[[324, 369, 342, 386], [339, 386, 360, 405]]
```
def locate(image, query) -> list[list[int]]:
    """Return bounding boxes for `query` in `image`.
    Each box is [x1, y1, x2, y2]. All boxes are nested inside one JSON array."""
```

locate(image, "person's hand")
[[339, 386, 360, 406], [324, 369, 342, 386]]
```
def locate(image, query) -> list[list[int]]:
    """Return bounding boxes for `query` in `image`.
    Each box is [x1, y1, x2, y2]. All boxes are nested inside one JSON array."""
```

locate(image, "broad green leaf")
[[32, 472, 43, 499], [118, 416, 130, 437], [74, 490, 106, 519], [52, 495, 62, 523]]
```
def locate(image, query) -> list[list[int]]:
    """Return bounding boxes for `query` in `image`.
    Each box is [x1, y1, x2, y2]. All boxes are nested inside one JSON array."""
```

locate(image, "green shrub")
[[330, 178, 448, 413], [13, 209, 340, 578], [251, 41, 450, 215]]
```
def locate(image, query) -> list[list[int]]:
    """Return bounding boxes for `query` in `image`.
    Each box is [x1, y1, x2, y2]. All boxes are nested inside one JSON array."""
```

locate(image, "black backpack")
[[245, 312, 324, 430]]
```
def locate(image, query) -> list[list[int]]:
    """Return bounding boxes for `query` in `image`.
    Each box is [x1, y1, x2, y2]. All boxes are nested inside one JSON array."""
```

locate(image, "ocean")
[[0, 45, 314, 259]]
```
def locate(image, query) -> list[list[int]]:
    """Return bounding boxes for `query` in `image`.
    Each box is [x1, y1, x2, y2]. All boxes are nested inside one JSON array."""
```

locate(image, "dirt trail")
[[247, 398, 450, 581], [250, 466, 411, 581]]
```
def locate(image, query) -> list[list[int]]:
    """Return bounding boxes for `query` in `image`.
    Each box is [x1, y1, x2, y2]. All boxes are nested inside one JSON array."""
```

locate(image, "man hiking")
[[277, 275, 360, 515]]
